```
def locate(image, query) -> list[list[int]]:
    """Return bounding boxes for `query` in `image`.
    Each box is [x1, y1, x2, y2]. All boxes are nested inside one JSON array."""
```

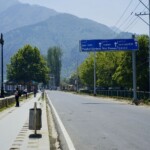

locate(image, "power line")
[[114, 0, 134, 27], [124, 16, 139, 32], [124, 7, 147, 32], [113, 1, 142, 33], [135, 13, 149, 25], [135, 4, 149, 26], [139, 0, 149, 10], [116, 1, 148, 33], [118, 2, 140, 30], [123, 15, 138, 30]]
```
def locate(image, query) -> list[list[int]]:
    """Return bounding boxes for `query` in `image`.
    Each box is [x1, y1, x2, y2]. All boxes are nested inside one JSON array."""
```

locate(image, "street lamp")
[[0, 33, 4, 97]]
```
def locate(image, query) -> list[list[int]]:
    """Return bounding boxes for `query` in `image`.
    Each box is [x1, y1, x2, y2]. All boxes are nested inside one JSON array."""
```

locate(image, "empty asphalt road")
[[47, 90, 150, 150]]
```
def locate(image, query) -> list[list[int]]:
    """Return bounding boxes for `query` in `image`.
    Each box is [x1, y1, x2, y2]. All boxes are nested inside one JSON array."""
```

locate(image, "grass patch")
[[0, 102, 15, 112]]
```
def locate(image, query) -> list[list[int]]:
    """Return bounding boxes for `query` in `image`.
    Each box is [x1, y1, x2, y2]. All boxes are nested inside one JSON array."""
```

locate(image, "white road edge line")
[[46, 93, 76, 150]]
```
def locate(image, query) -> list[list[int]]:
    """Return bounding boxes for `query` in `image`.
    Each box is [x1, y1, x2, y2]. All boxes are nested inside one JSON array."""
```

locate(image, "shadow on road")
[[82, 102, 126, 105], [29, 134, 42, 139]]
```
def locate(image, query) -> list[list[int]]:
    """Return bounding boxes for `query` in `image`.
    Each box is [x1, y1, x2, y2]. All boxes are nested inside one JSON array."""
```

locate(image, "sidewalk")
[[0, 93, 50, 150]]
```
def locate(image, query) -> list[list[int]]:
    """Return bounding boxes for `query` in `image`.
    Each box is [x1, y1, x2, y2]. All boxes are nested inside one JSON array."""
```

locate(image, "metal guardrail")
[[97, 90, 150, 100]]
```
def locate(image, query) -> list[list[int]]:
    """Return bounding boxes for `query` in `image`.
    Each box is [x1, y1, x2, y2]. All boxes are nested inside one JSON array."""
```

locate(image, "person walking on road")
[[15, 87, 20, 107]]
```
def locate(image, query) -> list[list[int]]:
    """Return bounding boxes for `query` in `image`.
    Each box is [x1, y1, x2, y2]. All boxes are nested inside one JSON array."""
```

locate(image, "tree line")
[[7, 35, 149, 92]]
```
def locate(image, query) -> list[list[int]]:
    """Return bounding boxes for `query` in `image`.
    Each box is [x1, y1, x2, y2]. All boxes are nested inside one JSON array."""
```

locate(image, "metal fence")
[[80, 90, 150, 101]]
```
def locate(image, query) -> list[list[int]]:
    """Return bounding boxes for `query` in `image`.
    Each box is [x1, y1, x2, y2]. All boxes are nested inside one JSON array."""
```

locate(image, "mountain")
[[4, 13, 120, 77], [0, 0, 19, 13], [111, 26, 121, 34], [1, 1, 132, 78], [0, 1, 58, 32]]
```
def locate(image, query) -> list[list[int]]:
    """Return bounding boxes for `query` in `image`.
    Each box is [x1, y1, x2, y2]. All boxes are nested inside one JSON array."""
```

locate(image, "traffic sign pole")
[[132, 51, 137, 103], [94, 51, 96, 96]]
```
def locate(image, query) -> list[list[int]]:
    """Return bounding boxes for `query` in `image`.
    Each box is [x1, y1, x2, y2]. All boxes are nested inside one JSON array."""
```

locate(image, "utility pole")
[[0, 33, 4, 98], [149, 0, 150, 98], [132, 35, 137, 104], [135, 0, 150, 98]]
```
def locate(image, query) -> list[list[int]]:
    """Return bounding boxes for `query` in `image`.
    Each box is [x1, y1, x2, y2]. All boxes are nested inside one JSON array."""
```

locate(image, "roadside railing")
[[0, 92, 33, 109], [79, 89, 150, 101]]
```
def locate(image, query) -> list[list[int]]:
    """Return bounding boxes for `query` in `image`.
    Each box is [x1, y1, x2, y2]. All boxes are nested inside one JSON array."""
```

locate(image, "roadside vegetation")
[[47, 46, 62, 88], [7, 45, 50, 85], [66, 35, 150, 103], [77, 35, 148, 91]]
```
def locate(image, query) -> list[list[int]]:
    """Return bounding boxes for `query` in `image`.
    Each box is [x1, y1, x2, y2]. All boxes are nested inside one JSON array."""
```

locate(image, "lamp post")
[[0, 33, 4, 97]]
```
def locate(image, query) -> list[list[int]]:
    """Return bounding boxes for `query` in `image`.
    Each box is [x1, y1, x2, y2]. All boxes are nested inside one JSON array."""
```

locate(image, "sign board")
[[80, 39, 138, 52]]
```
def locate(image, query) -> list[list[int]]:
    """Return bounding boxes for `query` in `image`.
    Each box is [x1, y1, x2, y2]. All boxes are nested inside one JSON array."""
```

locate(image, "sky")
[[19, 0, 149, 35]]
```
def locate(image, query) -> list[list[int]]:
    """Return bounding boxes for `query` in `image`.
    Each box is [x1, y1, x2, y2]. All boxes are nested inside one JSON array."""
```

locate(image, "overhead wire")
[[114, 0, 134, 28], [123, 16, 139, 32], [118, 2, 140, 30], [124, 7, 147, 32], [114, 0, 148, 33]]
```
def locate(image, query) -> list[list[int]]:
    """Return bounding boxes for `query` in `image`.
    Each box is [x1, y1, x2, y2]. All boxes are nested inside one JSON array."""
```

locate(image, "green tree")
[[78, 52, 121, 88], [96, 52, 122, 87], [113, 35, 149, 91], [7, 44, 49, 84], [79, 53, 94, 87], [47, 46, 62, 87], [136, 35, 149, 91]]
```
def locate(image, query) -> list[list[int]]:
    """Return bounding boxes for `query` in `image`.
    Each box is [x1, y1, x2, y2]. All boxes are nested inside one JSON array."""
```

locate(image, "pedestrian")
[[15, 87, 19, 107], [34, 87, 37, 97], [24, 88, 27, 99]]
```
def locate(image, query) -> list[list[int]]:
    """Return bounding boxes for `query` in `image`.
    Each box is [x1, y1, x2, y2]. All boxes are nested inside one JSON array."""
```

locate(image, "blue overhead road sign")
[[80, 39, 138, 52]]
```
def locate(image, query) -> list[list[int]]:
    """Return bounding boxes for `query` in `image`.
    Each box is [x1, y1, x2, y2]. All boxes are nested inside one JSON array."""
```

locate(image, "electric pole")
[[135, 0, 150, 98]]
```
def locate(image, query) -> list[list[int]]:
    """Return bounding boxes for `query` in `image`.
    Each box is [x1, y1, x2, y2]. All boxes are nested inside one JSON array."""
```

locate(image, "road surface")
[[47, 90, 150, 150]]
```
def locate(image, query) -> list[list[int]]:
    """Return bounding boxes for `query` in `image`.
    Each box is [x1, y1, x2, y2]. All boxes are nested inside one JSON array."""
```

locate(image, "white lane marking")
[[47, 94, 76, 150]]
